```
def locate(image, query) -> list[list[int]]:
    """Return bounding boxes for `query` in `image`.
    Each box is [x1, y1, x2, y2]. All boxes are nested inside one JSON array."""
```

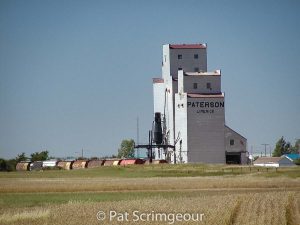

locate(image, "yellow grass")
[[0, 192, 299, 225], [1, 176, 300, 193], [0, 209, 49, 224], [1, 167, 300, 225]]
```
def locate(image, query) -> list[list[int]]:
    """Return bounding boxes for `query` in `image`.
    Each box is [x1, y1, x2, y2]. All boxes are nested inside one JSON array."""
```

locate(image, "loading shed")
[[253, 156, 295, 167]]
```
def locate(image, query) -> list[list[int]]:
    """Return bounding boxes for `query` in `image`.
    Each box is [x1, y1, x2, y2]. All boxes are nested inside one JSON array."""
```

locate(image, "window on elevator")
[[206, 82, 211, 89]]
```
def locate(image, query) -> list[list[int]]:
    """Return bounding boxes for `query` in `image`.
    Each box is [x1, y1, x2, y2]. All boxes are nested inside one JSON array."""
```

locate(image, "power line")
[[261, 144, 269, 157]]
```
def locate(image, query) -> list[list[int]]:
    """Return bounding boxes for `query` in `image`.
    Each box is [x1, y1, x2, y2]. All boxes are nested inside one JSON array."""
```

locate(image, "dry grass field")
[[0, 165, 299, 225]]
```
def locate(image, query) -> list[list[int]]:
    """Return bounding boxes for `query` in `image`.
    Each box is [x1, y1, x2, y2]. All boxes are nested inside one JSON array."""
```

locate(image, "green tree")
[[0, 158, 16, 172], [30, 150, 49, 161], [15, 152, 28, 162], [291, 139, 300, 154], [294, 159, 300, 166], [272, 137, 292, 157], [117, 139, 135, 158], [0, 159, 7, 171], [6, 159, 17, 171]]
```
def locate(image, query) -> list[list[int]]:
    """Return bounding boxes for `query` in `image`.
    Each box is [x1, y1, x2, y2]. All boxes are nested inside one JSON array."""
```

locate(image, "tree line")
[[272, 137, 299, 157], [0, 139, 136, 172], [0, 151, 49, 172]]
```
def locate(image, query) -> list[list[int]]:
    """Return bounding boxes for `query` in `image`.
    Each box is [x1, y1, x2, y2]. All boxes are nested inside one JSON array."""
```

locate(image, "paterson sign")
[[187, 101, 224, 108]]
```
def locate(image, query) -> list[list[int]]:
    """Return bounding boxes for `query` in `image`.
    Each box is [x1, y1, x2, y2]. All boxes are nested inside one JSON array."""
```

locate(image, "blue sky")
[[1, 0, 300, 159]]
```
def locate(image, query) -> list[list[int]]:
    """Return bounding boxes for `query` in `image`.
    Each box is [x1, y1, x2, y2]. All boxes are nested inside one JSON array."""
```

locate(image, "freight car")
[[120, 159, 145, 165], [72, 160, 89, 169], [86, 160, 105, 168], [57, 161, 74, 170], [29, 161, 43, 171]]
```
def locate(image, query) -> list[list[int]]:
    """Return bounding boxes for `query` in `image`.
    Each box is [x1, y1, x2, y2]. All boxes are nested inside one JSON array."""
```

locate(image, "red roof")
[[152, 78, 164, 83], [169, 44, 206, 49], [187, 93, 224, 98]]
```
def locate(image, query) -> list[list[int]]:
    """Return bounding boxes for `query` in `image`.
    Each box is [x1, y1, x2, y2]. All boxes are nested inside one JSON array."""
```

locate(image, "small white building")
[[253, 156, 295, 167], [42, 160, 58, 168]]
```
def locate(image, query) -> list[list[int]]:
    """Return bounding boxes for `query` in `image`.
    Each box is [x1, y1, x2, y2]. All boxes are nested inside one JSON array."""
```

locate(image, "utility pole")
[[261, 144, 269, 157], [81, 148, 83, 158], [137, 117, 140, 158]]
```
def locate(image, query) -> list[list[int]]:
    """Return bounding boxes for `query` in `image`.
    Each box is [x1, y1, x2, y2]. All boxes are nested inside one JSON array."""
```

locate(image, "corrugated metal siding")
[[175, 92, 188, 163], [278, 157, 296, 167], [153, 82, 165, 115], [187, 97, 225, 163], [183, 75, 221, 94], [169, 47, 207, 78]]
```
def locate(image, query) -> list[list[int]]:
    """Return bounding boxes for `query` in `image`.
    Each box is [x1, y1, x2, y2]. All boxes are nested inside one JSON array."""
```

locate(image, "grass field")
[[0, 164, 299, 225]]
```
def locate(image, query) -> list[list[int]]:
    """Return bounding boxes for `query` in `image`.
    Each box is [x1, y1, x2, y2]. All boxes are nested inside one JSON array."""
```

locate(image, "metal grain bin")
[[72, 160, 88, 169], [57, 161, 74, 170], [120, 159, 145, 165], [29, 161, 43, 171], [16, 162, 31, 171], [86, 160, 105, 168]]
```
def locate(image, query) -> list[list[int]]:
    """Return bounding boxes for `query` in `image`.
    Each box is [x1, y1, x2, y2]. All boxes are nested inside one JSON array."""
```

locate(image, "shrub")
[[294, 159, 300, 165]]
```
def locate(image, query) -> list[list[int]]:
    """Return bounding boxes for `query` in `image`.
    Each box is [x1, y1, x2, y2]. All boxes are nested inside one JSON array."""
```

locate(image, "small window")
[[230, 139, 234, 146], [178, 54, 182, 59], [194, 67, 199, 72], [193, 83, 197, 89], [206, 82, 211, 89], [194, 54, 198, 59]]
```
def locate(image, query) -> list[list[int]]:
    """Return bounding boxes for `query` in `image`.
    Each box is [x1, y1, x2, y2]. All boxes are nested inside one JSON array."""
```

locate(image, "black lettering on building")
[[188, 101, 224, 108]]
